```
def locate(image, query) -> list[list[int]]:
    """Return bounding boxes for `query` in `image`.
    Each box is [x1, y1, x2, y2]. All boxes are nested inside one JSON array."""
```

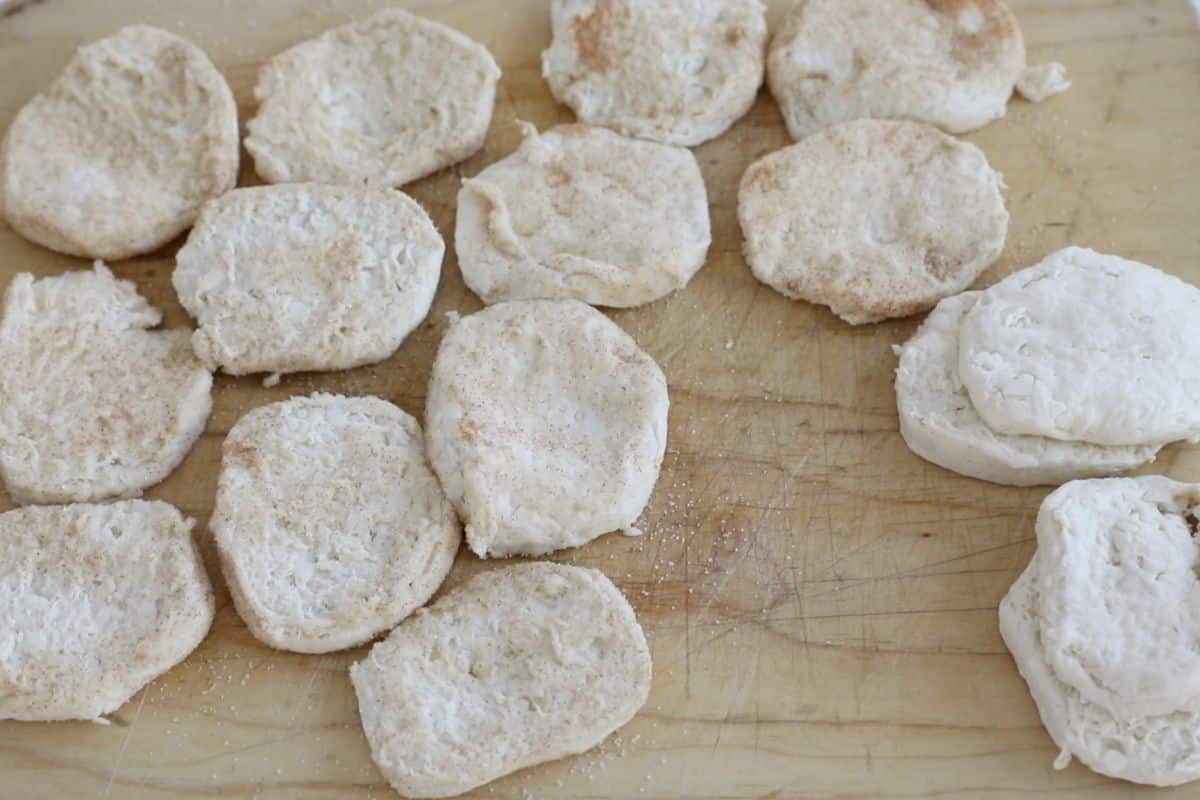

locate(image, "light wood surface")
[[1, 1, 1198, 797]]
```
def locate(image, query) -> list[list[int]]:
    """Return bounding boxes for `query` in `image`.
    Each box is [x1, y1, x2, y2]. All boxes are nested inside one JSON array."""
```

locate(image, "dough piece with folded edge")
[[1035, 477, 1200, 719], [350, 561, 652, 798], [739, 119, 1007, 324], [0, 263, 212, 505], [1001, 552, 1200, 787], [895, 292, 1159, 485], [0, 500, 214, 722], [173, 184, 443, 379], [456, 122, 710, 308], [0, 25, 238, 259], [245, 9, 500, 187], [425, 300, 668, 558], [541, 0, 767, 147], [958, 247, 1200, 446], [212, 394, 460, 654]]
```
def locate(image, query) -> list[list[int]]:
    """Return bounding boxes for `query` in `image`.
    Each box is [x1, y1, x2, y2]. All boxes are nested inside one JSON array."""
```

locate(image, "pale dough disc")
[[245, 9, 500, 187], [425, 300, 668, 558], [541, 0, 767, 147], [1035, 477, 1200, 718], [1000, 554, 1200, 787], [456, 122, 710, 308], [958, 247, 1200, 446], [350, 562, 652, 798], [0, 500, 214, 721], [0, 26, 238, 260], [173, 184, 444, 378], [895, 293, 1158, 485], [738, 119, 1007, 324], [0, 263, 213, 505], [767, 0, 1045, 139], [212, 394, 460, 654]]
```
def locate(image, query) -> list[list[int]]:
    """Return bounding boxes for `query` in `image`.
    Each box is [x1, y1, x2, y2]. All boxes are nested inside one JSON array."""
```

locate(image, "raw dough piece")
[[1035, 477, 1200, 718], [959, 247, 1200, 446], [212, 394, 459, 653], [350, 562, 652, 798], [456, 122, 710, 307], [173, 184, 444, 377], [895, 293, 1158, 485], [0, 500, 214, 721], [246, 9, 500, 186], [0, 263, 212, 505], [0, 26, 238, 259], [738, 119, 1007, 324], [425, 300, 668, 557], [541, 0, 767, 146], [1001, 554, 1200, 787], [767, 0, 1052, 139]]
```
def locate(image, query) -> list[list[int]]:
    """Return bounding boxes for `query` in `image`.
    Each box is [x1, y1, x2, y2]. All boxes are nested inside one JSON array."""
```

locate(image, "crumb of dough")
[[1017, 62, 1071, 102]]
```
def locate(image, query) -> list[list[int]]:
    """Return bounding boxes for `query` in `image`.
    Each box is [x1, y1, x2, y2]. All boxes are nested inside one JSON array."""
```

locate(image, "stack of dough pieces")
[[894, 246, 1200, 484], [1001, 476, 1200, 786]]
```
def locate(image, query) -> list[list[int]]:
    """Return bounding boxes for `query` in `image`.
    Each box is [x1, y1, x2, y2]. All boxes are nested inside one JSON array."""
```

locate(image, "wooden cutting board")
[[1, 1, 1198, 797]]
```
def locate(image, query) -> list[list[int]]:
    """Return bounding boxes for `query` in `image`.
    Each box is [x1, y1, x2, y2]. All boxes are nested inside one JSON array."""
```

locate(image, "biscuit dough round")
[[0, 26, 238, 260], [1035, 477, 1200, 718], [456, 122, 710, 307], [1000, 556, 1200, 787], [0, 263, 213, 505], [738, 119, 1007, 324], [350, 562, 652, 798], [541, 0, 767, 147], [0, 500, 214, 721], [895, 293, 1158, 485], [767, 0, 1031, 139], [245, 9, 500, 187], [173, 184, 444, 378], [425, 300, 668, 558], [213, 394, 460, 654], [958, 247, 1200, 446]]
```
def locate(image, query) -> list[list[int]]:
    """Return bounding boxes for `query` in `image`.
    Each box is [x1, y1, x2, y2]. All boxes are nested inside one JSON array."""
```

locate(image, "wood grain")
[[1, 1, 1198, 797]]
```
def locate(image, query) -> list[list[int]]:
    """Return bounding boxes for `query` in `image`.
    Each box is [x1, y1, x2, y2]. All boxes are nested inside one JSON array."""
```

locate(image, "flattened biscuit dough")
[[456, 123, 710, 308], [895, 293, 1158, 485], [0, 26, 238, 259], [246, 9, 500, 187], [425, 300, 668, 557], [0, 263, 212, 505], [350, 562, 651, 798], [542, 0, 766, 146], [739, 120, 1007, 324]]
